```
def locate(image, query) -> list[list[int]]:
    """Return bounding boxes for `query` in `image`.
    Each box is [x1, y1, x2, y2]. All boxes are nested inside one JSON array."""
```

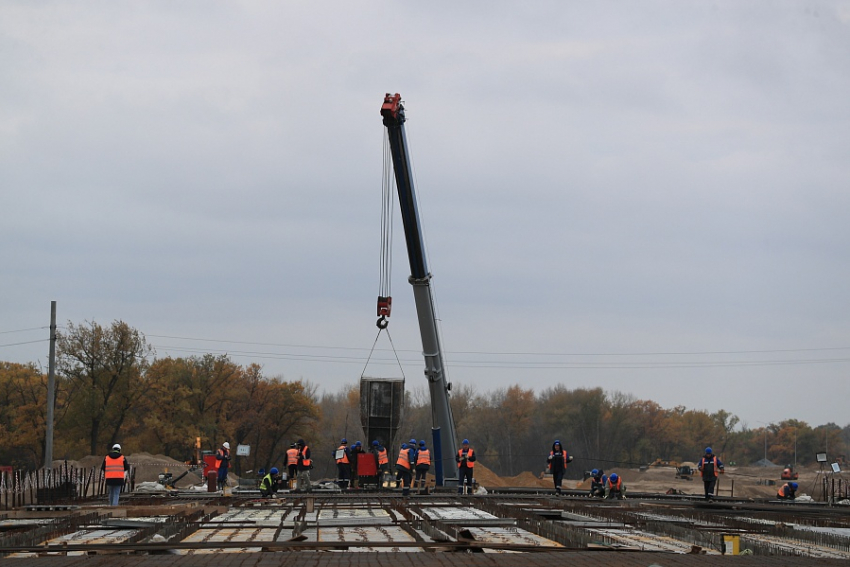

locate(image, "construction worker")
[[396, 442, 414, 496], [296, 439, 312, 492], [408, 438, 418, 465], [589, 469, 608, 498], [777, 482, 798, 500], [260, 467, 281, 497], [605, 473, 626, 500], [414, 440, 431, 492], [372, 440, 389, 487], [335, 438, 351, 490], [350, 441, 364, 489], [286, 443, 299, 488], [697, 447, 724, 500], [101, 443, 130, 506], [456, 439, 476, 494], [546, 440, 573, 495], [215, 442, 231, 491]]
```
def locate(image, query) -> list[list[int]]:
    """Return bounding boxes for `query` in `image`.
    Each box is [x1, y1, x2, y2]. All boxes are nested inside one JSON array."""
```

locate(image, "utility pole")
[[44, 300, 57, 469]]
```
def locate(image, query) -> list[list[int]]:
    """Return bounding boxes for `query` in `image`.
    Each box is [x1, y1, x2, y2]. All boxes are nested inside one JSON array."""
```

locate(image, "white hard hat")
[[223, 442, 230, 450], [112, 444, 121, 451]]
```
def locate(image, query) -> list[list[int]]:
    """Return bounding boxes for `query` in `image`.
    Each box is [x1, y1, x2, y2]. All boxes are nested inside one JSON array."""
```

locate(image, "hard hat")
[[791, 482, 798, 489], [372, 440, 379, 446], [341, 438, 347, 444], [409, 438, 416, 445], [554, 439, 561, 445], [419, 440, 426, 446], [401, 443, 408, 449], [297, 439, 305, 445], [354, 441, 361, 447], [610, 473, 619, 482], [705, 447, 712, 454], [591, 469, 599, 475], [290, 443, 296, 448], [112, 444, 121, 451], [223, 442, 230, 450], [270, 467, 279, 475], [462, 439, 469, 445]]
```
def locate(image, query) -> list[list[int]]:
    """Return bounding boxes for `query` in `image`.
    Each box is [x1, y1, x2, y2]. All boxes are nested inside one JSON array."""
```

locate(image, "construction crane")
[[379, 93, 459, 485]]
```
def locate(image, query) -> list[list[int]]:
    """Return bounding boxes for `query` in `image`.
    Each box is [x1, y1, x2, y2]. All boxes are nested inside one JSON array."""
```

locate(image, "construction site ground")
[[4, 455, 847, 564]]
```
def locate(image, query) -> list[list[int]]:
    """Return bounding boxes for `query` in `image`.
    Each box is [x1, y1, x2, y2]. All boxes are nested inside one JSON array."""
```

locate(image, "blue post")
[[432, 427, 443, 486]]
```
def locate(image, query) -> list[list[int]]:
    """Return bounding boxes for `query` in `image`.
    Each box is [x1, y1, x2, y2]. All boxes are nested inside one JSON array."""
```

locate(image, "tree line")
[[1, 320, 847, 479]]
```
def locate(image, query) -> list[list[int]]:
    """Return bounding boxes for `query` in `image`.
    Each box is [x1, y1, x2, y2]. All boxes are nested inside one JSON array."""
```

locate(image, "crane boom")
[[380, 93, 458, 485]]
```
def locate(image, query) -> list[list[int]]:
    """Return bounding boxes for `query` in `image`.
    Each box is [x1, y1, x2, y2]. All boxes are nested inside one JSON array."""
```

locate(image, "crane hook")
[[376, 317, 389, 329]]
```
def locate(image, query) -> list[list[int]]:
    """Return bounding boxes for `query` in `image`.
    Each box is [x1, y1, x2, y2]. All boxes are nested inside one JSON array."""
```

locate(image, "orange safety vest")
[[458, 448, 475, 468], [607, 477, 622, 491], [215, 448, 229, 469], [777, 483, 793, 498], [396, 448, 411, 469], [286, 448, 299, 466], [104, 455, 125, 479], [699, 456, 720, 477], [548, 451, 568, 468], [336, 445, 349, 464], [299, 445, 312, 467], [416, 449, 431, 466], [377, 448, 388, 465]]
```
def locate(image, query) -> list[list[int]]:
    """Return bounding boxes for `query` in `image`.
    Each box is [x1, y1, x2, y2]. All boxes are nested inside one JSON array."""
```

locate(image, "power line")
[[0, 327, 47, 335], [0, 339, 49, 349], [145, 332, 850, 358]]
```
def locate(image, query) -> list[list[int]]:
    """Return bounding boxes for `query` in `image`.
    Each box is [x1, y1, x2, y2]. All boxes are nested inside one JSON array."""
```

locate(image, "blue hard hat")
[[554, 439, 561, 445], [705, 447, 712, 454], [610, 473, 619, 482], [410, 438, 416, 444], [354, 441, 361, 447], [341, 438, 347, 444], [462, 439, 469, 445], [270, 467, 279, 475], [259, 468, 265, 475], [401, 443, 408, 449], [791, 482, 798, 489], [591, 469, 599, 475], [419, 440, 426, 446], [372, 440, 379, 446]]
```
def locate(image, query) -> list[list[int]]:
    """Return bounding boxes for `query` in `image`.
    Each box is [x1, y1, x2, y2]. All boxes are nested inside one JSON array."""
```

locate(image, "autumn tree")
[[57, 320, 152, 455]]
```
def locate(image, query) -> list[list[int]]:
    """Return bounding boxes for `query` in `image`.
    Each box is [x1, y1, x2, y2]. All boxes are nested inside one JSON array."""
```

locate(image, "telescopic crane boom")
[[380, 93, 458, 484]]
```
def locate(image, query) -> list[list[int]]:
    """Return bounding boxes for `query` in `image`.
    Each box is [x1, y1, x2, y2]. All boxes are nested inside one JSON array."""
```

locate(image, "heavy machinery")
[[378, 93, 459, 485], [781, 464, 799, 481]]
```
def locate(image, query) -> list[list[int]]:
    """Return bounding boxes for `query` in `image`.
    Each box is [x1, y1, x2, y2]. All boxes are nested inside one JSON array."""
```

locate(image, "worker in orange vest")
[[605, 473, 626, 500], [396, 442, 414, 496], [777, 482, 798, 500], [215, 442, 231, 492], [372, 440, 389, 488], [697, 447, 724, 501], [413, 440, 431, 492], [296, 439, 312, 493], [101, 443, 130, 506], [335, 438, 351, 490], [546, 439, 573, 495], [456, 439, 476, 494], [286, 443, 299, 488]]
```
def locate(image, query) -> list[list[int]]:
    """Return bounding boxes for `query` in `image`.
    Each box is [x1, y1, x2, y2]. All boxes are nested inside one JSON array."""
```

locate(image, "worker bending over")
[[589, 469, 607, 498], [456, 439, 476, 494], [777, 482, 798, 500], [698, 447, 724, 500], [605, 473, 626, 500], [396, 442, 414, 497], [260, 468, 281, 497]]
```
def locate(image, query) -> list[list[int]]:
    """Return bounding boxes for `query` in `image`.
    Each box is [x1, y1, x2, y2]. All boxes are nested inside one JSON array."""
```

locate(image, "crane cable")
[[377, 131, 394, 329], [360, 130, 406, 380]]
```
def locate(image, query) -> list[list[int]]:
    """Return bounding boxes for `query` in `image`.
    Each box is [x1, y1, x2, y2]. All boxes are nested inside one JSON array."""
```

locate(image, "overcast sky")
[[2, 1, 849, 432]]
